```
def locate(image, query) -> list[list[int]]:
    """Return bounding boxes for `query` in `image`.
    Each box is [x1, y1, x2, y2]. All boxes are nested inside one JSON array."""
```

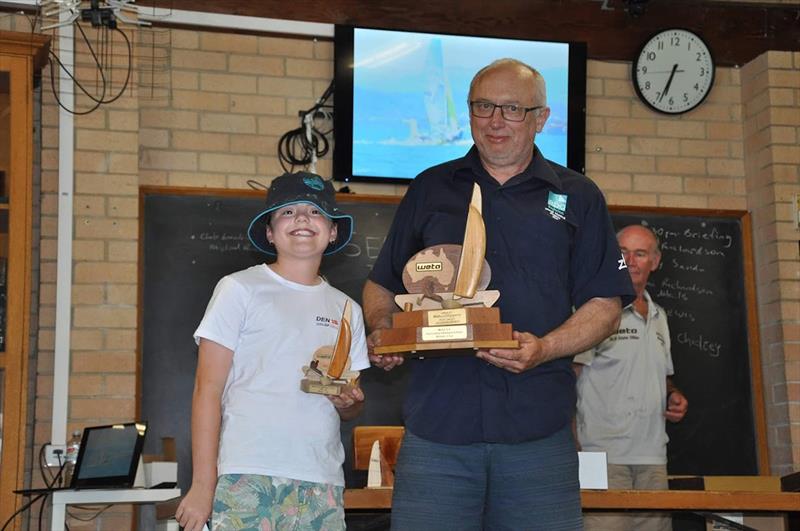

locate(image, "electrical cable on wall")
[[0, 444, 65, 531], [0, 492, 47, 531], [48, 21, 133, 115], [38, 0, 152, 115], [277, 80, 334, 174]]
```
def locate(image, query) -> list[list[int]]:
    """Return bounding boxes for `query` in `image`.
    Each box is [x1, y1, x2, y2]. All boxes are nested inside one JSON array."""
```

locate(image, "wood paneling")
[[142, 0, 800, 66], [344, 487, 800, 511]]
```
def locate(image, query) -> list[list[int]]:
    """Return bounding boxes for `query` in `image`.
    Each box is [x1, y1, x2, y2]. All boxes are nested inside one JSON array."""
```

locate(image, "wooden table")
[[344, 488, 800, 511]]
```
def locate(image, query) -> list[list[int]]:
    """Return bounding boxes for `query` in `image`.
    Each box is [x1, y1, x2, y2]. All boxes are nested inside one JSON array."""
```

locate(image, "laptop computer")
[[15, 421, 148, 494]]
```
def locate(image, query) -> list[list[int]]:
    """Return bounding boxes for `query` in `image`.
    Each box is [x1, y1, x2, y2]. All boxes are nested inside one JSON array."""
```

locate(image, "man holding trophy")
[[363, 58, 635, 530]]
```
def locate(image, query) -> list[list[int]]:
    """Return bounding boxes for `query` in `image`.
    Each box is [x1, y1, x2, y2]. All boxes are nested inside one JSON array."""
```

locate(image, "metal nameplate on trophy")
[[301, 300, 359, 395], [374, 184, 519, 357]]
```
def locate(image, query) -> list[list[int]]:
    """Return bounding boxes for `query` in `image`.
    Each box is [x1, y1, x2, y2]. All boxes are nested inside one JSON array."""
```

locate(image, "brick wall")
[[138, 30, 401, 196], [13, 16, 800, 529], [585, 60, 746, 209], [742, 51, 800, 475]]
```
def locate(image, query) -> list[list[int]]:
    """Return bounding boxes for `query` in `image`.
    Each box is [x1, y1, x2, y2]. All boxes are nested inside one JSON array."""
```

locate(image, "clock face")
[[632, 29, 715, 114]]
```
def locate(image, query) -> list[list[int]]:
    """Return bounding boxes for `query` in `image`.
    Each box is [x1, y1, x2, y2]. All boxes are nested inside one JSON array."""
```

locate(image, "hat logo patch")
[[303, 175, 325, 191]]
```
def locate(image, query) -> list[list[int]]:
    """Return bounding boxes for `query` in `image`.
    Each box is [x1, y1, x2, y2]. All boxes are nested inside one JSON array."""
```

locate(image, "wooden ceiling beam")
[[142, 0, 800, 66]]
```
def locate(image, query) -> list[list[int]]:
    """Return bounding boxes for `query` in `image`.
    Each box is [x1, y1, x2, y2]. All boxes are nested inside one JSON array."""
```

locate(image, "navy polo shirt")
[[369, 146, 635, 445]]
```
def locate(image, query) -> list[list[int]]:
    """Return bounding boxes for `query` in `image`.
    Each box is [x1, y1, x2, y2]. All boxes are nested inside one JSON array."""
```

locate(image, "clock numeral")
[[641, 66, 648, 74], [670, 36, 681, 46], [655, 91, 661, 100], [683, 93, 689, 102], [696, 52, 703, 61], [645, 81, 651, 90], [700, 67, 705, 76], [647, 51, 656, 61], [694, 83, 699, 90], [657, 41, 664, 50], [669, 96, 674, 105]]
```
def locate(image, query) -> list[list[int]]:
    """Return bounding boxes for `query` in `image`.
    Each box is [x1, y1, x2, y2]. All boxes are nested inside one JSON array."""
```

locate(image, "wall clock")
[[632, 28, 715, 115]]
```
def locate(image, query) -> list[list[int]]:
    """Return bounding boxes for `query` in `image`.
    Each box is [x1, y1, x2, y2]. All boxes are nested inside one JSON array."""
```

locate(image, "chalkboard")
[[139, 189, 767, 495], [139, 186, 407, 491], [609, 207, 766, 476]]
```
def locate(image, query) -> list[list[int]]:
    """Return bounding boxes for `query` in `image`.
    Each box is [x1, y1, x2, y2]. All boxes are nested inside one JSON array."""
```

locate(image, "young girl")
[[176, 172, 368, 531]]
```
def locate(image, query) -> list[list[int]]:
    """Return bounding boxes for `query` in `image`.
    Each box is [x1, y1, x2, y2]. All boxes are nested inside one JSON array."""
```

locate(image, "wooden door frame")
[[0, 30, 49, 529]]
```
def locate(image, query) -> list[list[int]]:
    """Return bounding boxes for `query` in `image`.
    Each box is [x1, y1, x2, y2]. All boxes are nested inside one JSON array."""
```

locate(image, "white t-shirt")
[[575, 291, 674, 465], [194, 264, 369, 486]]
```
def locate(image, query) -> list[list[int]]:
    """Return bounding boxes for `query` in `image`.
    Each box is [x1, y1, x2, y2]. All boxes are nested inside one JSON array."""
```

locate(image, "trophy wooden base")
[[374, 307, 519, 357]]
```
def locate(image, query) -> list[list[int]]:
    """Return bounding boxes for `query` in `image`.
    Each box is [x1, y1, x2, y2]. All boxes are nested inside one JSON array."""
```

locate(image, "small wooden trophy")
[[374, 183, 519, 357], [352, 426, 404, 489], [301, 300, 359, 395]]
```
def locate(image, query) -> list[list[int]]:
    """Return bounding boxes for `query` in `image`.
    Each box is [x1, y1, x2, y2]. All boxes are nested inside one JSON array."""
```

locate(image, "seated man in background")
[[575, 224, 689, 531]]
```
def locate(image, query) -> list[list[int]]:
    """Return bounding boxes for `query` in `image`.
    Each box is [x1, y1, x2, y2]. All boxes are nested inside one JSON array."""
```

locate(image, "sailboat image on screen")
[[374, 183, 519, 357], [422, 38, 462, 144], [301, 300, 360, 395], [400, 38, 465, 146]]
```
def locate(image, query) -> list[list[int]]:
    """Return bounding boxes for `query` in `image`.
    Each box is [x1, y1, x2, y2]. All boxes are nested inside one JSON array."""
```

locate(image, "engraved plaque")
[[420, 325, 469, 342], [427, 309, 467, 326], [300, 380, 345, 396]]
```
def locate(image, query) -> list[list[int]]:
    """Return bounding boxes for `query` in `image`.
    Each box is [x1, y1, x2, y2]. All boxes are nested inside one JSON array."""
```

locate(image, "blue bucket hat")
[[247, 172, 353, 256]]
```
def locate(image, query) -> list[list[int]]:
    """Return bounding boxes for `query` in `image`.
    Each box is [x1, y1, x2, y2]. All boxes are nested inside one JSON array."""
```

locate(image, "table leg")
[[50, 499, 65, 531]]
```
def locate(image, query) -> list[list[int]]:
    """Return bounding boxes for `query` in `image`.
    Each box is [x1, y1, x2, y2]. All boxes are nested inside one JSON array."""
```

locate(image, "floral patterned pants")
[[212, 474, 345, 531]]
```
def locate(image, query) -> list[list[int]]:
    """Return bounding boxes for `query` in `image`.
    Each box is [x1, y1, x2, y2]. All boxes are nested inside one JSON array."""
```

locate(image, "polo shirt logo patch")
[[610, 326, 639, 341], [618, 253, 628, 270], [545, 191, 568, 221]]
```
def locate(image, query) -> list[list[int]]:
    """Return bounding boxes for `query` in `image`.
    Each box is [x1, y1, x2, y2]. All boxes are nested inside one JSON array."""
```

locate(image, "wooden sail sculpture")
[[301, 300, 359, 395], [375, 183, 518, 357], [366, 440, 395, 489], [352, 426, 403, 489], [453, 184, 486, 300], [327, 303, 352, 380]]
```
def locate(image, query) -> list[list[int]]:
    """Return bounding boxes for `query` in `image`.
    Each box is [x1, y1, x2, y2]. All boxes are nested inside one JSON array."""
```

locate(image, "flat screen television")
[[333, 25, 587, 184]]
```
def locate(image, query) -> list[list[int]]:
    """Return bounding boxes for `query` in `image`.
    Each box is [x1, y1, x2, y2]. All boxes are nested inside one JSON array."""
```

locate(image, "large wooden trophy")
[[301, 300, 359, 395], [374, 183, 519, 357]]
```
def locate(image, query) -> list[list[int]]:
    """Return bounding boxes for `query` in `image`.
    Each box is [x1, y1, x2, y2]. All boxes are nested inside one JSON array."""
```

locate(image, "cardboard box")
[[702, 476, 786, 531], [704, 475, 782, 492], [144, 461, 178, 488]]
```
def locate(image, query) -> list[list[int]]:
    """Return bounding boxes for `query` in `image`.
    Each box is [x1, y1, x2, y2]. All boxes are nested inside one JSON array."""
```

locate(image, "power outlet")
[[44, 444, 67, 467]]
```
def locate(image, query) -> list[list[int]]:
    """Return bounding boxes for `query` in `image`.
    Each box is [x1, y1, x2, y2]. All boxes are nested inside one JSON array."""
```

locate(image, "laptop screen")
[[71, 422, 147, 489]]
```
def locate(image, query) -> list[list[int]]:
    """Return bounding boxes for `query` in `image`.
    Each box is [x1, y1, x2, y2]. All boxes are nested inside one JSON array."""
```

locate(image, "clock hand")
[[658, 63, 679, 102]]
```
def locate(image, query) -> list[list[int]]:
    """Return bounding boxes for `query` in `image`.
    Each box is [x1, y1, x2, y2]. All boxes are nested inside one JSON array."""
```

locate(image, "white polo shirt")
[[575, 290, 674, 465]]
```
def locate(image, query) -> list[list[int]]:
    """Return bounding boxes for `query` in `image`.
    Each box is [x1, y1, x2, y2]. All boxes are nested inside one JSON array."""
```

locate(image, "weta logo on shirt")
[[315, 316, 340, 328], [609, 326, 640, 341]]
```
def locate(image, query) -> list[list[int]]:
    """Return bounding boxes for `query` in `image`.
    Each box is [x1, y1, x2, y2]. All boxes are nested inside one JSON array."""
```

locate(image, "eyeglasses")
[[469, 101, 543, 122]]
